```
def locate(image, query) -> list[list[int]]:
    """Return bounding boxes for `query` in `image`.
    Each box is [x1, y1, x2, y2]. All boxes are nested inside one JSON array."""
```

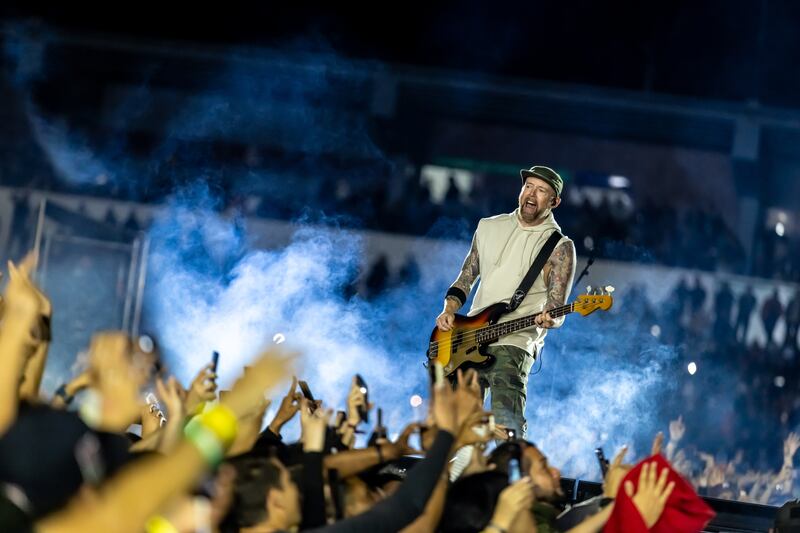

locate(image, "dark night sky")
[[3, 1, 800, 107]]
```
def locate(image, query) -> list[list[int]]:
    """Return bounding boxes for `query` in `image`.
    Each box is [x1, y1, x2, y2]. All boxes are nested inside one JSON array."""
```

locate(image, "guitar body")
[[427, 302, 509, 377], [426, 290, 613, 378]]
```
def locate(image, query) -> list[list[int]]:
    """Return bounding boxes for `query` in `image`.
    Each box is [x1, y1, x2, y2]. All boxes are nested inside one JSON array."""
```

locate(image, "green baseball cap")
[[520, 166, 563, 197]]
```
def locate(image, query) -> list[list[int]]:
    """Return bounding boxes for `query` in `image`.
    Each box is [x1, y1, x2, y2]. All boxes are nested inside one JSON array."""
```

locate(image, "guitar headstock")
[[573, 285, 614, 316]]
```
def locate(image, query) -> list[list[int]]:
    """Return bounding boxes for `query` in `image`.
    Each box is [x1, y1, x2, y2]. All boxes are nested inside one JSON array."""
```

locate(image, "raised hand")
[[492, 423, 512, 441], [4, 259, 44, 327], [651, 432, 664, 456], [154, 375, 189, 452], [431, 377, 458, 435], [669, 415, 685, 442], [707, 465, 726, 487], [386, 422, 423, 459], [17, 251, 51, 319], [184, 363, 218, 415], [454, 369, 483, 427], [221, 346, 294, 420], [268, 376, 302, 435], [455, 410, 493, 449], [346, 376, 372, 427], [625, 462, 676, 528], [784, 432, 800, 463], [490, 477, 535, 531], [698, 452, 715, 468], [156, 375, 187, 422], [299, 397, 332, 453], [603, 445, 632, 498]]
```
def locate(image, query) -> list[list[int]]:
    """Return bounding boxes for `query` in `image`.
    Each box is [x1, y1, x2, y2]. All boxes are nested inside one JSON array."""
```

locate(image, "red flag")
[[604, 454, 715, 533]]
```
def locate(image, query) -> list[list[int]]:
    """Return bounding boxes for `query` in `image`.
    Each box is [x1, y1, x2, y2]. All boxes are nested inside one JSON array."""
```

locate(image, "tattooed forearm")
[[544, 240, 576, 320], [446, 233, 480, 307]]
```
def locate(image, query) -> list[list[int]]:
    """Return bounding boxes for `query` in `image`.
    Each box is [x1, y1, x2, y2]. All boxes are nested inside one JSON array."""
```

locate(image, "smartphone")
[[508, 441, 522, 483], [211, 351, 220, 373], [298, 380, 316, 402], [595, 447, 609, 477], [508, 458, 522, 483], [334, 410, 346, 429], [355, 374, 369, 424], [368, 408, 387, 447], [298, 380, 317, 413]]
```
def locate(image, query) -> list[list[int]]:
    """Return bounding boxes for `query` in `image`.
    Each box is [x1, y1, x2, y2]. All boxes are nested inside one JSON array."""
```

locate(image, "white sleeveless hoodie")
[[469, 209, 572, 356]]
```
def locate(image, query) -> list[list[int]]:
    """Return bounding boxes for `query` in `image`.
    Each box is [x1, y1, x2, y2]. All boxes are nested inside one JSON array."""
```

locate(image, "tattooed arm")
[[436, 233, 480, 331], [535, 239, 576, 329]]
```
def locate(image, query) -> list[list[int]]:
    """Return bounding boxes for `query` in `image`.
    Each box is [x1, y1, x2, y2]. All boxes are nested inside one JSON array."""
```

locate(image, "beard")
[[519, 203, 545, 223]]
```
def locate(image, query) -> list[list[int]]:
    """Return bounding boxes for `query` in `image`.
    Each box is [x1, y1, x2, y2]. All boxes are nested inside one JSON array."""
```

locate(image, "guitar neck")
[[477, 302, 574, 344]]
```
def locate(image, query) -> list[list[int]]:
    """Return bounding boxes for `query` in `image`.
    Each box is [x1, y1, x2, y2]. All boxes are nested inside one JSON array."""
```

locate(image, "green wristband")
[[184, 417, 225, 466]]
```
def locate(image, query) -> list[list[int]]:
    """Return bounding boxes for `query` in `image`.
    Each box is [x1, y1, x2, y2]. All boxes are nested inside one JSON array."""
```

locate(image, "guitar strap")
[[506, 230, 563, 313]]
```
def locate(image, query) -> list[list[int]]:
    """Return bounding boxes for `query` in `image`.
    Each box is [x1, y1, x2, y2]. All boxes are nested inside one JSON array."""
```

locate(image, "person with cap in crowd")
[[435, 165, 576, 438]]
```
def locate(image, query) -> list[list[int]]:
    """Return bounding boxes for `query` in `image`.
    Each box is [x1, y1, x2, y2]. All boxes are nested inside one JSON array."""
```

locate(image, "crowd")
[[0, 251, 736, 532], [5, 159, 797, 280]]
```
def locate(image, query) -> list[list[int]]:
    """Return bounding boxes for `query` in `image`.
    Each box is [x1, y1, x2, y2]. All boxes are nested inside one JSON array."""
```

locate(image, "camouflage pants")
[[477, 344, 536, 438]]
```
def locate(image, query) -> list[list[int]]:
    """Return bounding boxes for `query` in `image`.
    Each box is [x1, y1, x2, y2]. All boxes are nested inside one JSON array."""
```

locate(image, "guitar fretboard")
[[475, 303, 574, 344]]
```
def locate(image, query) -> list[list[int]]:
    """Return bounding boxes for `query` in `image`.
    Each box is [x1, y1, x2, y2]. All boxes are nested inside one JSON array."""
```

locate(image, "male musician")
[[435, 166, 576, 437]]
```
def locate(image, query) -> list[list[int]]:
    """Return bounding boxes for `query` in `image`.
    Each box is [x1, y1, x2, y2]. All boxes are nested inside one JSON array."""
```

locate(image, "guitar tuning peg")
[[604, 285, 615, 294], [586, 285, 592, 293]]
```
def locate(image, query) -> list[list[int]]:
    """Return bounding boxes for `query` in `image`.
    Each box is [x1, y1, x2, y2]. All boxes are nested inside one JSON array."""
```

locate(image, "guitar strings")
[[427, 301, 601, 351], [428, 303, 593, 351], [428, 302, 579, 350]]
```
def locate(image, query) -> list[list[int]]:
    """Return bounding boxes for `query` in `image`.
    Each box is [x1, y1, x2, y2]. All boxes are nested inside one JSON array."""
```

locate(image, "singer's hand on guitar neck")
[[533, 310, 556, 328]]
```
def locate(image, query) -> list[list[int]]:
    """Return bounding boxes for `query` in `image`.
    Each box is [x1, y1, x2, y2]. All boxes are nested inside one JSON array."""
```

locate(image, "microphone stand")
[[572, 249, 595, 291]]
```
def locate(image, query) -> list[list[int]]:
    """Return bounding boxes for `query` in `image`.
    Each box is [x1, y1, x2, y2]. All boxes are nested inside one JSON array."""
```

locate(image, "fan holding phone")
[[346, 374, 372, 433]]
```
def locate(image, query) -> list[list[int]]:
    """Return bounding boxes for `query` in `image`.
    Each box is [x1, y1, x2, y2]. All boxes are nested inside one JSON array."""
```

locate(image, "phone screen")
[[508, 458, 522, 483], [595, 447, 609, 477], [355, 374, 369, 424]]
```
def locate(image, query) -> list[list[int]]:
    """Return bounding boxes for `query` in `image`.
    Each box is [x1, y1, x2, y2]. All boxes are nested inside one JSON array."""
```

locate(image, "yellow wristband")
[[200, 404, 238, 447], [145, 515, 179, 533], [184, 418, 225, 465]]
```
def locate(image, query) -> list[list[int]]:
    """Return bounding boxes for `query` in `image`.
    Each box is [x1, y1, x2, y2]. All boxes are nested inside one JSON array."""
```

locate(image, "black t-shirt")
[[0, 402, 133, 518], [0, 492, 34, 533]]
